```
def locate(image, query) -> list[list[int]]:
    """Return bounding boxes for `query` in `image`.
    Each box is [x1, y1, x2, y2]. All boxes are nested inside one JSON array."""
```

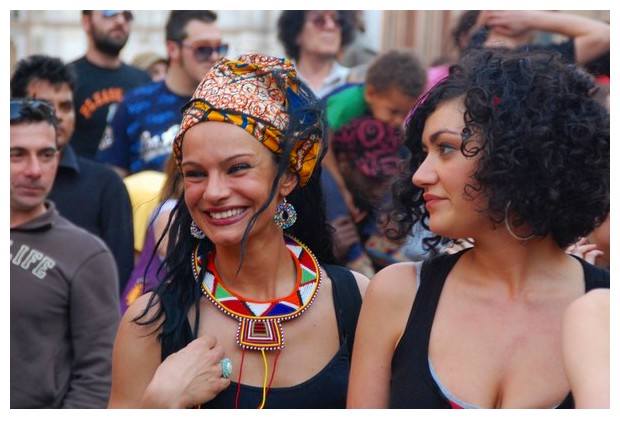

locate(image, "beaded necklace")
[[191, 234, 322, 408], [192, 234, 321, 350]]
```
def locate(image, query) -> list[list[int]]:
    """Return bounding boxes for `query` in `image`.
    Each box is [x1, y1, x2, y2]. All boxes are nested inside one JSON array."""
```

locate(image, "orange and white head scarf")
[[173, 53, 323, 187]]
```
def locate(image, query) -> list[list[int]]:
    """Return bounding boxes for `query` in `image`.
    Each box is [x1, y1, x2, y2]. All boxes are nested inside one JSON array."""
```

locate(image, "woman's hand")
[[330, 215, 363, 260], [141, 335, 231, 408], [566, 237, 604, 266]]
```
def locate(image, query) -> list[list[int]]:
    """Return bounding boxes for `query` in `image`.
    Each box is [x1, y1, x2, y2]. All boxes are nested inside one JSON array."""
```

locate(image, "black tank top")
[[390, 250, 610, 409], [158, 264, 361, 408]]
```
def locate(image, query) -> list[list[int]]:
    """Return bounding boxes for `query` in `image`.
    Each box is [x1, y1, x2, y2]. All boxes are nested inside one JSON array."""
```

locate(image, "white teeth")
[[210, 208, 243, 220]]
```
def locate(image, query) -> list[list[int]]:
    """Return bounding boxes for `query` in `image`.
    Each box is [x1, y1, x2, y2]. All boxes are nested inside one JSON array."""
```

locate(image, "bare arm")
[[108, 293, 163, 408], [481, 11, 609, 65], [561, 289, 610, 409], [347, 263, 418, 408], [108, 293, 231, 408]]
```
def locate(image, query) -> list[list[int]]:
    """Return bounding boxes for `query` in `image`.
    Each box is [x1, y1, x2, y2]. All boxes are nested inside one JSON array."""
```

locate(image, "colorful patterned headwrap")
[[173, 53, 323, 187]]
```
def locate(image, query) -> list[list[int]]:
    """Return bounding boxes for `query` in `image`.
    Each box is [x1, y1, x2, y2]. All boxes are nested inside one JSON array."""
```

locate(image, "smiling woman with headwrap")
[[107, 53, 369, 409]]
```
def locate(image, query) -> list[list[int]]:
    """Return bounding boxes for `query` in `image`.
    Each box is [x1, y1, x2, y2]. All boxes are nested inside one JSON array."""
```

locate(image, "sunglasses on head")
[[10, 99, 56, 122], [180, 42, 229, 62], [101, 10, 134, 21], [308, 12, 344, 29]]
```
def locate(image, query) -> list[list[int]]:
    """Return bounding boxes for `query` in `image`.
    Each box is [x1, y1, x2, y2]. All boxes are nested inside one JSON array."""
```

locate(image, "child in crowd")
[[322, 49, 427, 276]]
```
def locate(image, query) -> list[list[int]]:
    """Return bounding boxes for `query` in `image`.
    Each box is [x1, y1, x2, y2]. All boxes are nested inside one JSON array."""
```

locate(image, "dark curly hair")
[[11, 54, 76, 97], [135, 76, 336, 342], [277, 11, 357, 61], [389, 48, 609, 253], [365, 49, 427, 99]]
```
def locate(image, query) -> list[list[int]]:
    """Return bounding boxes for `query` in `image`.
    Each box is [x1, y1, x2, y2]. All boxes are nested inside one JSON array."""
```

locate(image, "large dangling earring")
[[190, 220, 206, 240], [504, 201, 535, 241], [273, 198, 297, 229]]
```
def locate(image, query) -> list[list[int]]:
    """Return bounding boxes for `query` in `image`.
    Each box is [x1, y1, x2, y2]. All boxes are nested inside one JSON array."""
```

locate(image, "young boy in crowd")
[[321, 49, 427, 276]]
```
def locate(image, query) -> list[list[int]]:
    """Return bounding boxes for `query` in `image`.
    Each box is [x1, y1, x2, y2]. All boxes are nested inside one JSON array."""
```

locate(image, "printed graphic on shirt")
[[78, 88, 124, 120], [10, 240, 56, 279]]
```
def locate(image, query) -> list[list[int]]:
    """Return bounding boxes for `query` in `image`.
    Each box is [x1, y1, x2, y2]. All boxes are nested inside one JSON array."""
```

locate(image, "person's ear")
[[167, 40, 181, 62], [81, 13, 92, 33], [279, 171, 298, 197], [364, 84, 377, 104]]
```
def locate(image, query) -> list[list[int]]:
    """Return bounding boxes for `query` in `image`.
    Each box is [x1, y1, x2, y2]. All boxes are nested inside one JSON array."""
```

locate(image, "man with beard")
[[11, 54, 135, 292], [10, 99, 120, 408], [96, 10, 226, 177], [69, 10, 151, 160]]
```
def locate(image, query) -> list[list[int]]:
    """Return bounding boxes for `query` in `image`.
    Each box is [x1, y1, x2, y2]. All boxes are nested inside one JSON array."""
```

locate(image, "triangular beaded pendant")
[[192, 234, 321, 351], [238, 318, 283, 350]]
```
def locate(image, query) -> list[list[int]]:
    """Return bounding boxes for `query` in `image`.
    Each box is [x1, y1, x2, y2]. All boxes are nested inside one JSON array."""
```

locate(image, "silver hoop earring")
[[504, 201, 535, 241], [273, 198, 297, 229], [190, 220, 206, 240]]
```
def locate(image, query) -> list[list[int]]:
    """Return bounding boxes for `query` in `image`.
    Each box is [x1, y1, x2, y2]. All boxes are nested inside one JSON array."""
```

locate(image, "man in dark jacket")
[[11, 54, 135, 291]]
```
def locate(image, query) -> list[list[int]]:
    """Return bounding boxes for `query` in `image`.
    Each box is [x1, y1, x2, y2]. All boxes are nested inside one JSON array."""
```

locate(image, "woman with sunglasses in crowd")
[[108, 53, 368, 409], [347, 48, 609, 408], [277, 11, 357, 99]]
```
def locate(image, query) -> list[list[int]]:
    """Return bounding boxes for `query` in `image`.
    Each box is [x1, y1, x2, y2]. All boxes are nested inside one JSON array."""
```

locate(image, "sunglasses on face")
[[101, 10, 134, 21], [180, 42, 229, 62], [10, 99, 56, 122], [308, 12, 344, 29]]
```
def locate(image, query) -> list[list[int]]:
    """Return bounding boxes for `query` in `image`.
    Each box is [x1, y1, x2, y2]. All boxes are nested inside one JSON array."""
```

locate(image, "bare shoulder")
[[565, 288, 610, 321], [126, 290, 161, 315], [362, 261, 420, 314], [342, 263, 418, 299], [121, 291, 164, 337], [369, 261, 420, 294], [349, 270, 370, 298]]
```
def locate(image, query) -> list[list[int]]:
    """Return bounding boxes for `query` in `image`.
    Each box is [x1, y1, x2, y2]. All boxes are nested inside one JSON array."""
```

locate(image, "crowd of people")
[[10, 10, 610, 410]]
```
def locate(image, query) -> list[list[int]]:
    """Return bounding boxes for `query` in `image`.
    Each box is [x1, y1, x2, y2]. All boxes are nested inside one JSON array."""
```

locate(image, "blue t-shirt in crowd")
[[96, 81, 189, 174]]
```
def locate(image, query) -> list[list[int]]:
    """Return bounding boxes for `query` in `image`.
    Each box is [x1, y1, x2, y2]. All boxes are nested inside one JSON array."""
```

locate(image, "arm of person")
[[323, 132, 366, 223], [108, 293, 231, 408], [481, 10, 610, 65], [63, 249, 120, 408], [561, 288, 610, 409], [330, 215, 363, 261], [347, 262, 419, 408], [565, 237, 604, 266]]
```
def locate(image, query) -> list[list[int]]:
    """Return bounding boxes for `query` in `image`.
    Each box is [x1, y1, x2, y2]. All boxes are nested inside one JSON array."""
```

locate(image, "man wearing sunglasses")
[[68, 11, 151, 160], [97, 10, 226, 177], [277, 11, 357, 98], [10, 99, 120, 408]]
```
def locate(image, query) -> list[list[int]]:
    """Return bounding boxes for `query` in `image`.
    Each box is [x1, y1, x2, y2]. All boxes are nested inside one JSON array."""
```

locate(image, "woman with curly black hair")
[[347, 48, 609, 409], [277, 10, 357, 98]]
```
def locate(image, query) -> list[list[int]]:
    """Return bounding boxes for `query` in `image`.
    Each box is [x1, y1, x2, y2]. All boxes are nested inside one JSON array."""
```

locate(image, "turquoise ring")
[[220, 358, 232, 379]]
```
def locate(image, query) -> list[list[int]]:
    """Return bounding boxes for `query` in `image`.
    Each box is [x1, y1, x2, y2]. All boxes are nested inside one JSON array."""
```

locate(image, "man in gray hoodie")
[[10, 98, 120, 408]]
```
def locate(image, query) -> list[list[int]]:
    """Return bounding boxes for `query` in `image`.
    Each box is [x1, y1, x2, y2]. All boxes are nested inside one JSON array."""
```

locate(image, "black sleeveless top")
[[390, 250, 610, 409], [157, 264, 361, 409]]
